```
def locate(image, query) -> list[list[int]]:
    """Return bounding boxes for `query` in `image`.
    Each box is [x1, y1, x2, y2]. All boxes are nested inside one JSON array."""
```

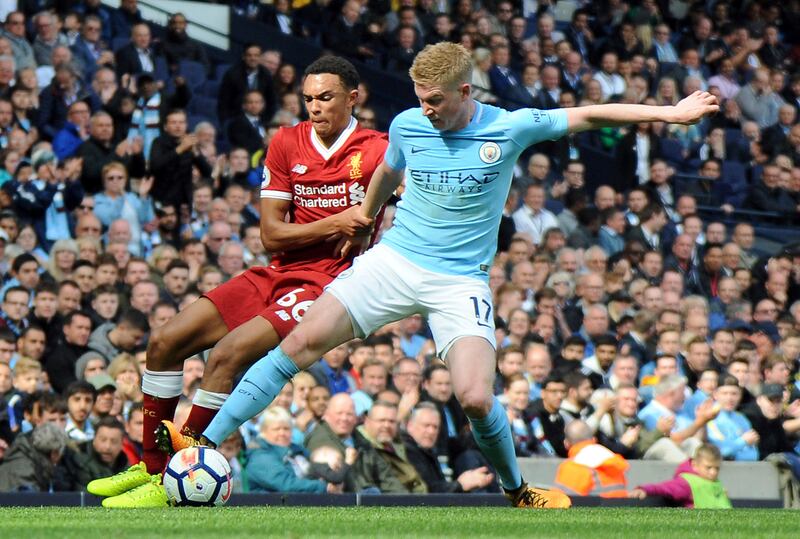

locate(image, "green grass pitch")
[[1, 507, 798, 538]]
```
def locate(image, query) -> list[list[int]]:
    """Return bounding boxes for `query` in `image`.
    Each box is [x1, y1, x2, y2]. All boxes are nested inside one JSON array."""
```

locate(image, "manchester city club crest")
[[478, 141, 501, 164]]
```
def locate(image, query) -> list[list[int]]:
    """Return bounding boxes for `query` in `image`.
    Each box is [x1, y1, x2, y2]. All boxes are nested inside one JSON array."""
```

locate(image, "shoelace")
[[111, 465, 145, 485], [518, 489, 548, 508], [129, 475, 163, 499]]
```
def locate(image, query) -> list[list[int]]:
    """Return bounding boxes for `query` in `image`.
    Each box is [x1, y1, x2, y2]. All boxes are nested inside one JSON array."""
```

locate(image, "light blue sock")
[[468, 397, 523, 491], [202, 346, 299, 445]]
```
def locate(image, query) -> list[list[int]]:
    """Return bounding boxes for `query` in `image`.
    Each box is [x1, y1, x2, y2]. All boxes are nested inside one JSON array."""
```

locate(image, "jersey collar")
[[310, 116, 357, 161]]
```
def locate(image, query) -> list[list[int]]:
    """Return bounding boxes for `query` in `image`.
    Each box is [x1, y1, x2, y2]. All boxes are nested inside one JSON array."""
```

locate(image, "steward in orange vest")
[[554, 420, 629, 498]]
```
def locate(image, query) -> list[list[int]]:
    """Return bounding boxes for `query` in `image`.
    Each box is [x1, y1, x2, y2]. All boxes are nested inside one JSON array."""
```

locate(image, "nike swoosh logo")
[[411, 147, 428, 154]]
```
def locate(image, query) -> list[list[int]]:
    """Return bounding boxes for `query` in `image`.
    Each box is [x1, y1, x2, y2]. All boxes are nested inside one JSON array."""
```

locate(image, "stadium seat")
[[178, 60, 207, 90], [187, 114, 210, 131], [189, 96, 218, 120], [153, 57, 170, 83], [201, 80, 221, 98], [214, 63, 232, 81]]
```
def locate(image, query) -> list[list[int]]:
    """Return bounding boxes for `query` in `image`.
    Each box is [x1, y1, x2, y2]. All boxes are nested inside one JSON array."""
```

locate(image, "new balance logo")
[[292, 164, 308, 174]]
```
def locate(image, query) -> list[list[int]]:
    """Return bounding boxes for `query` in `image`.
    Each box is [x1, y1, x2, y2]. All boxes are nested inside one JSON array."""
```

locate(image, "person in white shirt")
[[512, 183, 558, 246], [592, 52, 626, 101]]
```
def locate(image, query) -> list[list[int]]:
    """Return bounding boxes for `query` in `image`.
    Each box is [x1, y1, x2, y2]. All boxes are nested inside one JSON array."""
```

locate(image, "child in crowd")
[[629, 444, 732, 508], [7, 357, 41, 432]]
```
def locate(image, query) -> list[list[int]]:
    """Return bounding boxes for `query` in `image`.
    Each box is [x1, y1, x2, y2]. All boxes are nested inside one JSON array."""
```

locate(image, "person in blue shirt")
[[706, 376, 759, 461], [198, 43, 719, 509], [682, 368, 718, 420], [639, 374, 719, 460]]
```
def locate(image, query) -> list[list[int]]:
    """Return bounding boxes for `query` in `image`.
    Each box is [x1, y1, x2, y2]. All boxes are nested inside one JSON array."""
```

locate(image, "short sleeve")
[[261, 129, 292, 200], [507, 108, 569, 150], [383, 116, 406, 171]]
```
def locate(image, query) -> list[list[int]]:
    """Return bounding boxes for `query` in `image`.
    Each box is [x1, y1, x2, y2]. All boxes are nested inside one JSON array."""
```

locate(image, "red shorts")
[[204, 266, 334, 339]]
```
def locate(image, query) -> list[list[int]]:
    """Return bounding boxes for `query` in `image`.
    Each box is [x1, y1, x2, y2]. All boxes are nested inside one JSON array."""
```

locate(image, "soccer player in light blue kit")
[[169, 43, 719, 508]]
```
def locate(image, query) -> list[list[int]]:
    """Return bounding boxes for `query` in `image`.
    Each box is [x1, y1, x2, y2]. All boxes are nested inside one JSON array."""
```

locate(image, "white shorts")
[[325, 243, 496, 359]]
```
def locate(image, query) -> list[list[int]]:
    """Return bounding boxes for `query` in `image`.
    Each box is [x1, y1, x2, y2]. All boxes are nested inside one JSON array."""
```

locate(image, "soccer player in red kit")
[[88, 56, 387, 507]]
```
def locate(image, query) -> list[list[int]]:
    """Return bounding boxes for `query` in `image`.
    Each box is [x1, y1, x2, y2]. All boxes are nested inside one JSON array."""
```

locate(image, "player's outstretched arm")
[[360, 161, 405, 219], [259, 198, 373, 252], [565, 91, 719, 133]]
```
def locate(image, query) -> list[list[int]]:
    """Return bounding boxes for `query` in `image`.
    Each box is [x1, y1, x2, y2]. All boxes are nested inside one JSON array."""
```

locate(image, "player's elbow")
[[260, 223, 282, 252]]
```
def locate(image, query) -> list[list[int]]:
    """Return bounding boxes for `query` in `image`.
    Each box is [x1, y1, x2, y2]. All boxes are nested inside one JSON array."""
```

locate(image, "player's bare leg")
[[141, 297, 229, 473], [447, 337, 571, 509], [169, 316, 281, 442], [199, 292, 356, 446]]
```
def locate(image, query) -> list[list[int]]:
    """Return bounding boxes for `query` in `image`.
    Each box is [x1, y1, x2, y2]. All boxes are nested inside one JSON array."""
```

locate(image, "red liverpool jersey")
[[260, 117, 388, 276]]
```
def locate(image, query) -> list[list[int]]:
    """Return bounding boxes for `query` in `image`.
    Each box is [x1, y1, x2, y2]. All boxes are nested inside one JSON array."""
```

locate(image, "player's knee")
[[206, 343, 238, 377], [146, 326, 172, 370], [456, 388, 493, 418], [281, 330, 318, 369]]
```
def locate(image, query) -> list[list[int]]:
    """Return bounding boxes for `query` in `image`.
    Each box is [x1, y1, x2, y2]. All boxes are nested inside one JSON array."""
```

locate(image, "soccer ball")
[[163, 446, 233, 506]]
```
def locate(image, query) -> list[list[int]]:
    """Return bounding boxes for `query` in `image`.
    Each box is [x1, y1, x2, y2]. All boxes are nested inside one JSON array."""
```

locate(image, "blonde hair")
[[108, 353, 140, 380], [410, 42, 473, 88], [259, 406, 292, 431], [292, 371, 316, 389], [46, 238, 79, 282], [14, 357, 42, 377]]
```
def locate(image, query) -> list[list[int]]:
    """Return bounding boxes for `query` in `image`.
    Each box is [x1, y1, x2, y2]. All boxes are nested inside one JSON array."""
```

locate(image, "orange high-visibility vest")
[[554, 440, 630, 498]]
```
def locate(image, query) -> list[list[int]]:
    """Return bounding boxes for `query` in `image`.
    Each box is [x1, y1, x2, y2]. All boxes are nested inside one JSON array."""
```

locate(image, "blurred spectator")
[[161, 13, 209, 73], [37, 65, 99, 141], [110, 0, 144, 44], [116, 22, 161, 80], [403, 402, 494, 493], [353, 400, 426, 493], [78, 111, 146, 194], [218, 44, 276, 125], [79, 309, 147, 364], [149, 109, 210, 213], [45, 310, 92, 393], [71, 416, 128, 487], [70, 15, 113, 84], [246, 406, 330, 493], [706, 376, 759, 461], [0, 421, 68, 491], [226, 90, 268, 155], [94, 162, 154, 252], [1, 12, 35, 70], [32, 12, 69, 68], [322, 1, 373, 64], [53, 101, 91, 161]]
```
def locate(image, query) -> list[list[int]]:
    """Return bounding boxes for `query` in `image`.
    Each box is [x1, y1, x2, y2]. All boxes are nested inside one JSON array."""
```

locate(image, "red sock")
[[180, 405, 219, 439], [142, 393, 180, 473]]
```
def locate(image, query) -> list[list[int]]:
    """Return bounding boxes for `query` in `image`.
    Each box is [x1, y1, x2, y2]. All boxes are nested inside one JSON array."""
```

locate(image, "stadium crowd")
[[0, 0, 798, 496]]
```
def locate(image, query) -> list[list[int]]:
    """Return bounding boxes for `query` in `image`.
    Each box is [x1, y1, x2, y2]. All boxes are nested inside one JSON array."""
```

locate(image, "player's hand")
[[334, 205, 374, 237], [337, 233, 371, 258], [326, 482, 344, 494], [670, 91, 719, 125], [628, 488, 647, 499]]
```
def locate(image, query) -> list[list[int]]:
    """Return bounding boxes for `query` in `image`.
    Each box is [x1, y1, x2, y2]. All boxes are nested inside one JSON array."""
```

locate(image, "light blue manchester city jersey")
[[380, 101, 568, 280]]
